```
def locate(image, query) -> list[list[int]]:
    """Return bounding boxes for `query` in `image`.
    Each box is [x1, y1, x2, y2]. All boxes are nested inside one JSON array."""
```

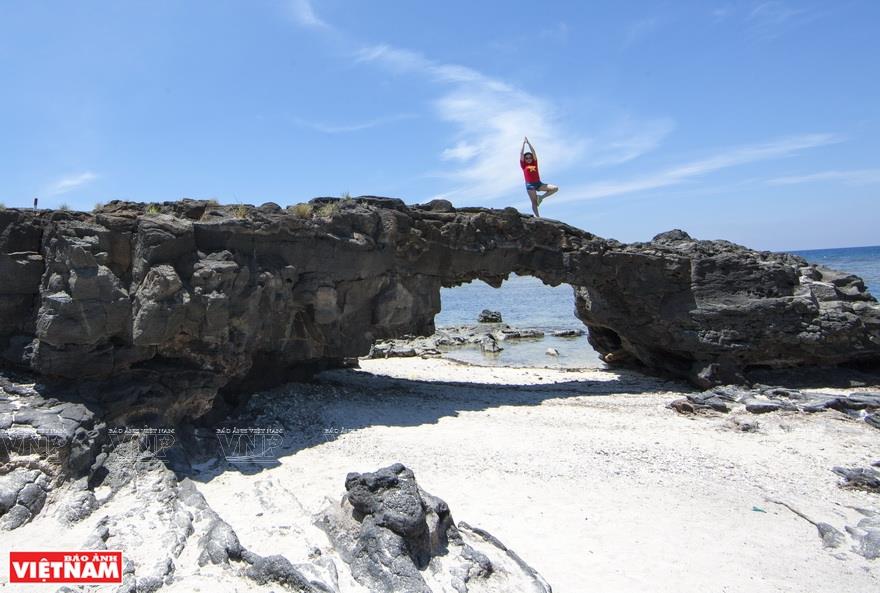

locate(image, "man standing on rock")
[[520, 136, 558, 217]]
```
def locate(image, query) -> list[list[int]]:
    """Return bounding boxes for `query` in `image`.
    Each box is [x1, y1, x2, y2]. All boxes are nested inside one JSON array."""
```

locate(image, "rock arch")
[[1, 197, 878, 421]]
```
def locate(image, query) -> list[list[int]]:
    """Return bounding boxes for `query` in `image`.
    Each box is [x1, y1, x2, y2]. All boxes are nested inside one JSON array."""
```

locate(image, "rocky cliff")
[[1, 198, 878, 421]]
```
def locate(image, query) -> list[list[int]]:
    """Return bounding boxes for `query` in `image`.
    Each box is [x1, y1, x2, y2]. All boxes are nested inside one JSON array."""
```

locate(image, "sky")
[[0, 0, 878, 251]]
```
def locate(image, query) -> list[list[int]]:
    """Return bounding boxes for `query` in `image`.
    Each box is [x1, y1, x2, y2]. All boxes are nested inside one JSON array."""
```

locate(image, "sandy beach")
[[188, 357, 878, 593], [2, 356, 878, 592]]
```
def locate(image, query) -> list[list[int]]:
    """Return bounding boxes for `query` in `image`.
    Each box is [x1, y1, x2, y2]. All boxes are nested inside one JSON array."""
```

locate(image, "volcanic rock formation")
[[1, 198, 878, 421]]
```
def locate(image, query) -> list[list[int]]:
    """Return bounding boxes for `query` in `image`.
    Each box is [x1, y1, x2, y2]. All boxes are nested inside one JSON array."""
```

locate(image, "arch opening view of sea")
[[435, 245, 879, 369]]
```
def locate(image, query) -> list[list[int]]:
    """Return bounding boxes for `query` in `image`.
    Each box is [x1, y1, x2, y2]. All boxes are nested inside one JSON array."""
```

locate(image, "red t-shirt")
[[520, 156, 541, 183]]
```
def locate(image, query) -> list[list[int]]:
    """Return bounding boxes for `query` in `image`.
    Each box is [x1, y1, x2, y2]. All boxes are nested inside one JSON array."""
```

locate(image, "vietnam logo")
[[8, 551, 123, 584]]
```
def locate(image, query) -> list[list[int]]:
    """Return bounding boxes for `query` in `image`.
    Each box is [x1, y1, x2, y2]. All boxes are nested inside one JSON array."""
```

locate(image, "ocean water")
[[436, 275, 599, 368], [435, 245, 880, 368], [792, 245, 880, 296]]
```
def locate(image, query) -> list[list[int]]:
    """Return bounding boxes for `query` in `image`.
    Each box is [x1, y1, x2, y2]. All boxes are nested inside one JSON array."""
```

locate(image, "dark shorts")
[[525, 181, 544, 191]]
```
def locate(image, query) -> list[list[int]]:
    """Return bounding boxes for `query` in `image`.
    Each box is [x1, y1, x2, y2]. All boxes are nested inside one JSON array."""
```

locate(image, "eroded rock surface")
[[316, 463, 551, 593], [1, 199, 879, 421], [669, 385, 880, 431]]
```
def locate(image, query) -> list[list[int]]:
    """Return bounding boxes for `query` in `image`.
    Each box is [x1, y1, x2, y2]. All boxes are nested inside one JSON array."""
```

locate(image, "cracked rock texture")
[[1, 199, 879, 421], [317, 463, 551, 593]]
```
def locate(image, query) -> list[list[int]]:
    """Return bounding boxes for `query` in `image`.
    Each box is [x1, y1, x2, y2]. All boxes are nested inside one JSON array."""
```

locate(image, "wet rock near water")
[[551, 329, 585, 338], [367, 324, 571, 360], [480, 334, 503, 354], [477, 309, 502, 323]]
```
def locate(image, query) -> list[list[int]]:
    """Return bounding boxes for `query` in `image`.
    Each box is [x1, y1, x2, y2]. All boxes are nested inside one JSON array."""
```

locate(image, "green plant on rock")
[[145, 203, 161, 215], [289, 203, 314, 219], [316, 201, 340, 218], [93, 202, 104, 212], [232, 204, 248, 218], [0, 202, 6, 211], [58, 203, 70, 211]]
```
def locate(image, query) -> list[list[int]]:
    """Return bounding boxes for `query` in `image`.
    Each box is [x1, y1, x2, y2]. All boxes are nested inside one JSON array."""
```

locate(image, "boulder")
[[316, 463, 551, 593], [477, 309, 503, 323]]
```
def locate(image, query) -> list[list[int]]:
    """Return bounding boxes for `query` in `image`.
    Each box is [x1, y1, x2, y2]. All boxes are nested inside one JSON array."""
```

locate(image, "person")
[[519, 136, 558, 217]]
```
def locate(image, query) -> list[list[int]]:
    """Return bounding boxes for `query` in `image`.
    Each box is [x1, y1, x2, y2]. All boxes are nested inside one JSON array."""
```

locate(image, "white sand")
[[3, 358, 877, 592], [196, 358, 878, 593]]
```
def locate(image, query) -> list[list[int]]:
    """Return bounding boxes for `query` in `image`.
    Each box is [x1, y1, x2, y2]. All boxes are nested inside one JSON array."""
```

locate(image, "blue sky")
[[1, 1, 878, 250]]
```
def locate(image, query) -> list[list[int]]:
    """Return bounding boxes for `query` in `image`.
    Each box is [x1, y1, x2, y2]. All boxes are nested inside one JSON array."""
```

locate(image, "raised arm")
[[520, 137, 528, 159], [525, 137, 536, 159]]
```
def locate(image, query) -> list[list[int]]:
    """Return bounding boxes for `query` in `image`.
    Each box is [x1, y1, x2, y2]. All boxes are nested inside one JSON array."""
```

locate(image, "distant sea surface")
[[792, 245, 880, 296], [435, 245, 879, 369]]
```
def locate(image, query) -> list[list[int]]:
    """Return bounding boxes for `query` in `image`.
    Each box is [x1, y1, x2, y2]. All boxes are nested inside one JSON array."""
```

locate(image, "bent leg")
[[527, 189, 540, 217], [540, 184, 559, 200]]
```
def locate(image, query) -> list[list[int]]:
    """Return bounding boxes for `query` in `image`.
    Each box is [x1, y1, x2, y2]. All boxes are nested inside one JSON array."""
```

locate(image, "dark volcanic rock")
[[477, 309, 503, 323], [317, 463, 550, 593], [1, 200, 879, 421]]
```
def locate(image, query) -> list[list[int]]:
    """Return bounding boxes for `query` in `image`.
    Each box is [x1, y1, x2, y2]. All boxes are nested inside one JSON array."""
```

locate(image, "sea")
[[435, 245, 880, 369]]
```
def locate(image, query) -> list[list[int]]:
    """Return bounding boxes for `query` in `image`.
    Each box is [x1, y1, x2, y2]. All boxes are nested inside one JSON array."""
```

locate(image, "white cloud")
[[354, 44, 430, 71], [290, 10, 678, 204], [441, 141, 480, 161], [767, 169, 880, 186], [355, 43, 590, 201], [290, 113, 417, 134], [585, 118, 676, 167], [45, 171, 98, 196], [552, 133, 841, 204], [292, 16, 579, 202], [288, 0, 330, 29]]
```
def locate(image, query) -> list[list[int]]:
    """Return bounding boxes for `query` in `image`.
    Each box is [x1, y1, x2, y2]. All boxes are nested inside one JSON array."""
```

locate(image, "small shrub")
[[205, 199, 219, 206], [316, 201, 340, 218], [232, 204, 248, 218], [289, 203, 314, 219], [59, 203, 70, 211], [93, 202, 104, 212], [340, 191, 352, 199], [0, 202, 6, 211], [145, 203, 161, 215]]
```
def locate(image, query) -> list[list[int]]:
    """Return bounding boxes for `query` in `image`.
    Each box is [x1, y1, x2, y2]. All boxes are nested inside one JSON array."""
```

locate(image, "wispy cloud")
[[747, 1, 818, 39], [552, 133, 840, 204], [355, 43, 586, 201], [288, 0, 330, 30], [289, 113, 417, 134], [584, 117, 675, 167], [45, 171, 98, 196], [767, 169, 880, 186], [355, 43, 676, 202], [288, 3, 677, 204]]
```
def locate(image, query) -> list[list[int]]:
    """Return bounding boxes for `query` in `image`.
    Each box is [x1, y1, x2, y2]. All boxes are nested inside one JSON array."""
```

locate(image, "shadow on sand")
[[173, 363, 690, 482]]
